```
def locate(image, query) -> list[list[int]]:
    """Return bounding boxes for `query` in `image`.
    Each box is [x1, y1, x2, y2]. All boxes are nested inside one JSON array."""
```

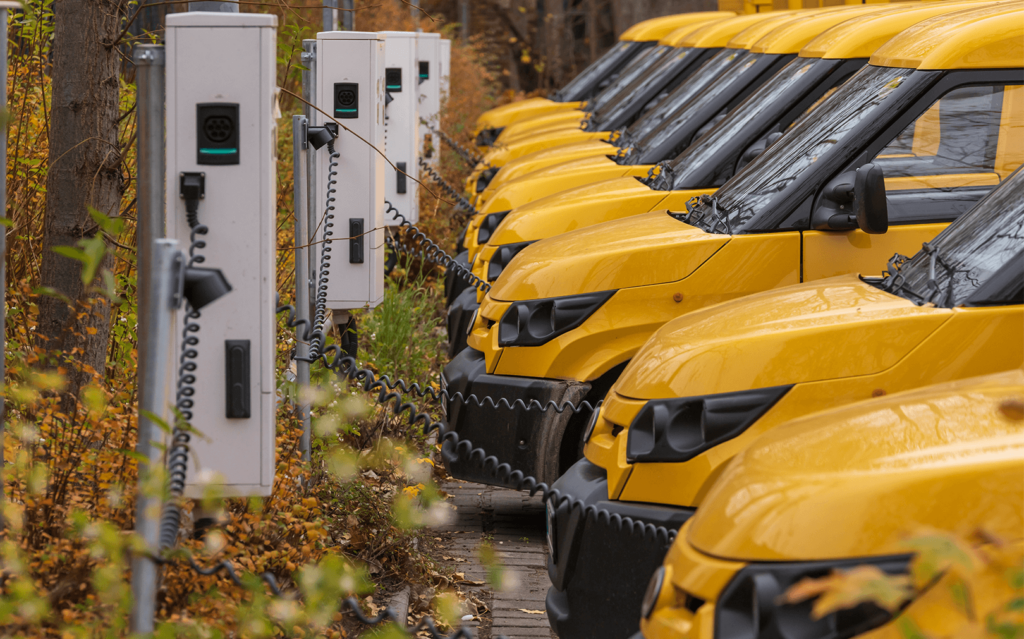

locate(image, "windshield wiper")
[[683, 194, 732, 235]]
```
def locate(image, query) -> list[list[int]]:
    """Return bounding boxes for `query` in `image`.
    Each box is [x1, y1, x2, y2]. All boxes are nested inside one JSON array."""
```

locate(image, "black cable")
[[421, 119, 484, 167], [385, 200, 490, 295], [418, 156, 478, 216]]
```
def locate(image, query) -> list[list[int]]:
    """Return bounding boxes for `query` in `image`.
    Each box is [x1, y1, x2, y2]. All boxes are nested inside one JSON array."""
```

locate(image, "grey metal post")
[[460, 0, 470, 41], [342, 0, 354, 30], [322, 0, 338, 32], [0, 1, 19, 523], [293, 116, 312, 462], [409, 0, 419, 23], [129, 43, 167, 635], [302, 41, 318, 324]]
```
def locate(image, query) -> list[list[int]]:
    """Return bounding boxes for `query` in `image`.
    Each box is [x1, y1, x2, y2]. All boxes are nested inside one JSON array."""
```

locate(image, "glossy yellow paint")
[[725, 9, 812, 49], [493, 110, 586, 144], [476, 140, 620, 202], [801, 224, 947, 280], [603, 276, 1023, 505], [643, 371, 1024, 637], [751, 3, 904, 54], [997, 84, 1024, 178], [478, 156, 651, 214], [871, 2, 1024, 70], [620, 12, 738, 42], [477, 129, 611, 170], [682, 11, 788, 49], [473, 98, 582, 138], [801, 0, 992, 60]]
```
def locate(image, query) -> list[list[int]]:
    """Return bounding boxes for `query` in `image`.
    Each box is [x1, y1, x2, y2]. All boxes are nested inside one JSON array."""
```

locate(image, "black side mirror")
[[854, 163, 888, 234], [811, 163, 888, 234]]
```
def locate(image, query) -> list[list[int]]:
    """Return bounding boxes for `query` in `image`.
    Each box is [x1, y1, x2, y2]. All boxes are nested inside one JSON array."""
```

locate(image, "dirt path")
[[429, 481, 557, 638]]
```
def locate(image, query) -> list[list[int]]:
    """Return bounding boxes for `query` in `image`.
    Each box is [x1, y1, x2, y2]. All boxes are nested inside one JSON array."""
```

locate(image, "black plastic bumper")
[[546, 459, 695, 639], [446, 287, 479, 359], [443, 250, 471, 308], [441, 348, 591, 487]]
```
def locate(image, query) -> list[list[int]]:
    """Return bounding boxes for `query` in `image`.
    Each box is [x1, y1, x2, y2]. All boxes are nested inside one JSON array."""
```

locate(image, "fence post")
[[293, 115, 312, 463], [342, 0, 354, 30], [460, 0, 470, 41], [130, 42, 167, 635], [322, 0, 337, 32]]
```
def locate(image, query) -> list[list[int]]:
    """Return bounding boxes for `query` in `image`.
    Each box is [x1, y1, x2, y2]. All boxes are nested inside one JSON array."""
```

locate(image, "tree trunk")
[[37, 0, 124, 406]]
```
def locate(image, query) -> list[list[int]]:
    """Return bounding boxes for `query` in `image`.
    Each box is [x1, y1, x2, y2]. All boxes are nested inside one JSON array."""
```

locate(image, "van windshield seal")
[[881, 168, 1024, 308], [586, 45, 673, 114], [684, 65, 924, 234], [667, 56, 835, 189]]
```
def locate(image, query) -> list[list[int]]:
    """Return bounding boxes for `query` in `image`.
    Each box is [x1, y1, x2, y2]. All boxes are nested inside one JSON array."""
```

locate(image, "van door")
[[802, 83, 1023, 281]]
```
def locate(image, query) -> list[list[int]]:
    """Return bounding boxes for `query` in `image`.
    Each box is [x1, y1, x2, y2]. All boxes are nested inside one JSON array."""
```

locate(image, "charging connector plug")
[[307, 123, 338, 151], [179, 172, 206, 227]]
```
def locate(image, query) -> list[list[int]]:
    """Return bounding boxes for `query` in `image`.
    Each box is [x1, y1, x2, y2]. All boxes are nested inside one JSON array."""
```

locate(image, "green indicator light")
[[386, 85, 401, 90], [200, 148, 237, 155], [419, 74, 428, 79], [335, 108, 357, 113]]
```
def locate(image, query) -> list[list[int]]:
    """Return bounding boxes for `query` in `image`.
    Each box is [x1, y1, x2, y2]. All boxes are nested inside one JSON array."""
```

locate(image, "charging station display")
[[165, 12, 278, 497], [380, 31, 420, 225], [315, 30, 387, 310], [416, 33, 441, 168]]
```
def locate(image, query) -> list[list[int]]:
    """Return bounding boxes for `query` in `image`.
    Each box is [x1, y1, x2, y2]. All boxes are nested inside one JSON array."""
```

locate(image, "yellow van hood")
[[488, 211, 727, 302], [482, 130, 611, 167], [474, 97, 581, 135], [487, 177, 669, 246], [484, 140, 619, 192], [495, 111, 586, 144], [615, 275, 951, 400], [481, 156, 649, 213], [688, 370, 1024, 562]]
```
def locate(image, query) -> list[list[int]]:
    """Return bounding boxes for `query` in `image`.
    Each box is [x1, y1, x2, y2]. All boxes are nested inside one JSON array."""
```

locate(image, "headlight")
[[641, 566, 666, 620], [717, 556, 910, 638], [626, 385, 792, 463], [476, 166, 501, 192], [487, 241, 534, 281], [498, 290, 615, 347], [476, 210, 511, 244]]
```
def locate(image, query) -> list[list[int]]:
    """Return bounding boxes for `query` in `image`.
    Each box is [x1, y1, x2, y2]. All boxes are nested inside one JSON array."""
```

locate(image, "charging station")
[[380, 31, 420, 225], [416, 32, 441, 167], [314, 30, 387, 310], [439, 38, 451, 104], [164, 12, 278, 497]]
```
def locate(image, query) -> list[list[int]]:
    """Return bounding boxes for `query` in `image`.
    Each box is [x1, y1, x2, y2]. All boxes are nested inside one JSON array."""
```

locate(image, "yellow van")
[[545, 167, 1024, 639], [473, 13, 735, 148], [638, 370, 1024, 638], [466, 11, 787, 194], [442, 2, 1023, 486]]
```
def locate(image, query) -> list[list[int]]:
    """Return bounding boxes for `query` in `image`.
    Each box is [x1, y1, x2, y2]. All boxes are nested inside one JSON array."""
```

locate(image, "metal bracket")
[[170, 250, 187, 310]]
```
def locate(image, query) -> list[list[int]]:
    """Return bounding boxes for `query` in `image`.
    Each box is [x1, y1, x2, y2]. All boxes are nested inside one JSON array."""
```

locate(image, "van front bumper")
[[546, 459, 694, 639], [440, 348, 590, 487]]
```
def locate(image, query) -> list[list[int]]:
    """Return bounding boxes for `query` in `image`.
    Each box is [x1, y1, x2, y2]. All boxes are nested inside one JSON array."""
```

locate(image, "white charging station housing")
[[439, 38, 451, 104], [416, 33, 441, 168], [165, 12, 278, 497], [380, 31, 420, 225], [315, 30, 386, 310]]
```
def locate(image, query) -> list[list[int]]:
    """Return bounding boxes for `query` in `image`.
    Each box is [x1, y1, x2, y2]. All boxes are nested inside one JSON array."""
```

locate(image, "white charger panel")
[[315, 31, 386, 310], [165, 12, 278, 497], [439, 38, 451, 103], [380, 31, 420, 225], [416, 32, 441, 168]]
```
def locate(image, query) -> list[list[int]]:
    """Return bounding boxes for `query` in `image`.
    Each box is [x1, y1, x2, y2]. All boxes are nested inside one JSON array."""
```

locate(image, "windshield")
[[586, 45, 673, 114], [695, 65, 921, 233], [667, 57, 835, 189], [630, 52, 772, 164], [882, 167, 1024, 308], [590, 47, 697, 130], [555, 41, 649, 102], [619, 48, 744, 149]]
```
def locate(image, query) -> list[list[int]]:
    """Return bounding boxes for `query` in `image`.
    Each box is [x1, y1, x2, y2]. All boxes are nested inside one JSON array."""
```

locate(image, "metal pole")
[[188, 1, 238, 10], [302, 40, 318, 326], [130, 43, 167, 636], [0, 2, 17, 526], [293, 116, 312, 463], [460, 0, 470, 41], [321, 0, 337, 32], [341, 0, 354, 30], [409, 0, 419, 23]]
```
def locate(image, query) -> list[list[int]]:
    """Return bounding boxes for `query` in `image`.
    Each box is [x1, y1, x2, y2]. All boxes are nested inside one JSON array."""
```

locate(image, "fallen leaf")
[[518, 609, 544, 614]]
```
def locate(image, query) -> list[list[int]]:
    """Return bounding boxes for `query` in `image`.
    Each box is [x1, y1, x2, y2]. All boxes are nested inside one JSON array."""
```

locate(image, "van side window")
[[871, 84, 1023, 223]]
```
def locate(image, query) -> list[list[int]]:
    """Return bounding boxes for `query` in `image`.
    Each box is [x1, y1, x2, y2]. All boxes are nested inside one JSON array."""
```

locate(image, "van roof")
[[620, 11, 736, 42], [751, 3, 905, 55], [871, 2, 1024, 69], [801, 1, 990, 60], [659, 16, 734, 47], [673, 11, 783, 49]]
